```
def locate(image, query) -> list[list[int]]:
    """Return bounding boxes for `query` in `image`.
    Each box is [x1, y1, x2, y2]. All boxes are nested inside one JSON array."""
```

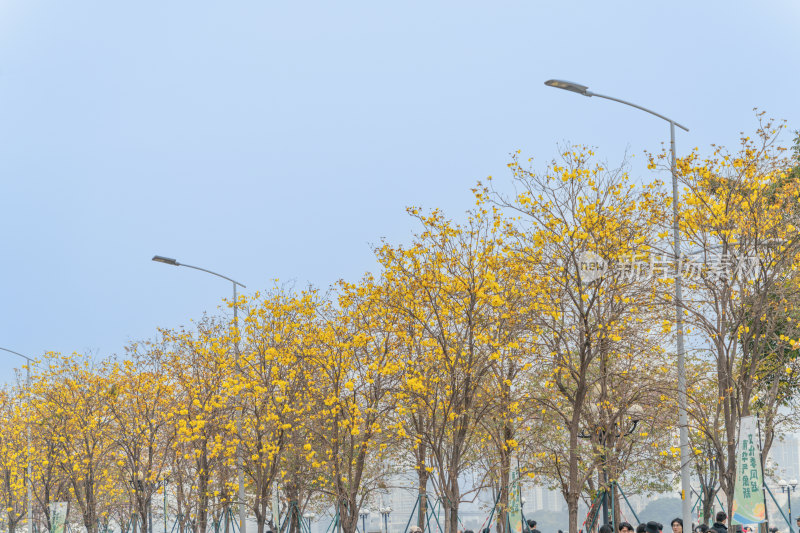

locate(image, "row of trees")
[[2, 119, 799, 533]]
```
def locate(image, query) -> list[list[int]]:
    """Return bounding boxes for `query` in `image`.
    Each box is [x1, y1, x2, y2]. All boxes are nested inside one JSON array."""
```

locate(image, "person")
[[619, 523, 634, 533], [409, 528, 422, 533], [796, 515, 800, 533], [671, 519, 683, 533], [636, 524, 647, 533], [645, 522, 663, 533], [694, 525, 708, 533], [600, 526, 613, 533], [528, 520, 541, 533], [710, 512, 727, 533]]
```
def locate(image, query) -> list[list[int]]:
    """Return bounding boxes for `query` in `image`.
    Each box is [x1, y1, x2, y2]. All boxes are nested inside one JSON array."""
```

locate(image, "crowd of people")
[[599, 513, 729, 533], [405, 509, 800, 533], [439, 511, 740, 533], [592, 512, 731, 533], [583, 512, 736, 533]]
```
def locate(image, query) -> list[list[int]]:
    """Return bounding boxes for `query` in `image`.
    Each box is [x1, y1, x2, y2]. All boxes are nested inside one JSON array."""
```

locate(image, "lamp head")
[[791, 479, 798, 488], [628, 404, 645, 422], [779, 479, 788, 487], [545, 79, 591, 96], [152, 255, 180, 266]]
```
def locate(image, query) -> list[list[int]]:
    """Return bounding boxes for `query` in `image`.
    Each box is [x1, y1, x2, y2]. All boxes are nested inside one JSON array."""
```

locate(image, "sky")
[[1, 1, 800, 382]]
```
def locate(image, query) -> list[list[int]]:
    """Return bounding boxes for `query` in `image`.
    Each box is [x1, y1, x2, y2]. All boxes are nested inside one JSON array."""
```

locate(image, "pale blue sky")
[[1, 1, 799, 381]]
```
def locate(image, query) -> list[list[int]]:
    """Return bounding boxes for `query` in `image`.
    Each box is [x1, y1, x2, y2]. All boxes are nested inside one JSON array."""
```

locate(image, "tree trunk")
[[499, 426, 512, 533], [566, 493, 579, 533], [567, 413, 582, 533], [340, 497, 359, 533], [701, 488, 715, 526], [255, 477, 269, 533], [417, 453, 429, 531], [442, 477, 460, 533], [197, 447, 210, 533]]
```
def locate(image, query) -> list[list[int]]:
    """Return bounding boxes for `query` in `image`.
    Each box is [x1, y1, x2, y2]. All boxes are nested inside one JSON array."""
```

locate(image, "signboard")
[[731, 416, 766, 525], [272, 481, 281, 530], [50, 502, 68, 533], [508, 470, 524, 533]]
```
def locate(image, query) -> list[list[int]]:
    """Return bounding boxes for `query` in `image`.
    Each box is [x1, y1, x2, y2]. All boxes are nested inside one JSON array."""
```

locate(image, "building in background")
[[521, 485, 565, 514], [767, 434, 800, 483]]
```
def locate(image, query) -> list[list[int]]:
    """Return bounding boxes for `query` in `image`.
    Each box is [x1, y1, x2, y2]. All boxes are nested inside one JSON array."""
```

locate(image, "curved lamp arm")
[[544, 79, 689, 131], [152, 256, 246, 288], [0, 347, 34, 363]]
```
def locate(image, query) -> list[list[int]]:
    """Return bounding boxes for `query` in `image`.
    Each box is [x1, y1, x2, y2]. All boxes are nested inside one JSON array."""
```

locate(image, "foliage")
[[3, 121, 800, 533]]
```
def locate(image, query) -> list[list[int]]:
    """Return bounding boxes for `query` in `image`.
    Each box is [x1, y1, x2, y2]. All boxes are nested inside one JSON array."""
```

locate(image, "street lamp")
[[0, 347, 34, 533], [359, 510, 369, 533], [303, 512, 316, 533], [779, 479, 798, 528], [379, 507, 392, 533], [152, 255, 248, 533], [545, 78, 691, 530], [162, 476, 170, 533]]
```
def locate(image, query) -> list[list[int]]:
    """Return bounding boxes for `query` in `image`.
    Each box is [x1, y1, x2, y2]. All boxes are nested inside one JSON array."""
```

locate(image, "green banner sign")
[[731, 416, 766, 525], [508, 470, 524, 533], [50, 502, 68, 533]]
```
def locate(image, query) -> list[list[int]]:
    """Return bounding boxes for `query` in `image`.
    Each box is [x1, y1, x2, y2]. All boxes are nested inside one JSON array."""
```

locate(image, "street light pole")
[[779, 480, 798, 529], [1, 347, 34, 533], [380, 508, 392, 533], [545, 79, 691, 531], [164, 477, 169, 533], [303, 512, 316, 533], [152, 255, 247, 533]]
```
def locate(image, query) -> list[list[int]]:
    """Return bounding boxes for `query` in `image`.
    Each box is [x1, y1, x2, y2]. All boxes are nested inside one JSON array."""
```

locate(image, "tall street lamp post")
[[379, 508, 392, 533], [152, 255, 247, 533], [545, 79, 691, 530], [359, 510, 369, 533], [0, 347, 34, 533], [163, 477, 170, 533], [303, 512, 316, 533], [779, 479, 798, 529]]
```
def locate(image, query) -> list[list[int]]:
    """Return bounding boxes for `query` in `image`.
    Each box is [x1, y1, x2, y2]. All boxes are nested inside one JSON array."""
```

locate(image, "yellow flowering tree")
[[164, 318, 238, 533], [487, 148, 673, 532], [238, 288, 320, 533], [104, 343, 175, 533], [0, 388, 28, 533], [305, 278, 402, 533], [663, 118, 800, 511], [377, 206, 507, 533], [30, 353, 118, 533]]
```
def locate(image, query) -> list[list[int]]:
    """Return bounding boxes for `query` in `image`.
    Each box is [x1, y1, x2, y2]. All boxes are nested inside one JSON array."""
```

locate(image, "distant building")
[[521, 485, 565, 513], [767, 434, 800, 482]]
